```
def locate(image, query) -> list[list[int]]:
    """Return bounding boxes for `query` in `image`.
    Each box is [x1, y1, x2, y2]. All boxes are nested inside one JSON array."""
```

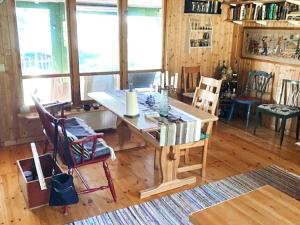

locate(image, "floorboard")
[[0, 122, 299, 225]]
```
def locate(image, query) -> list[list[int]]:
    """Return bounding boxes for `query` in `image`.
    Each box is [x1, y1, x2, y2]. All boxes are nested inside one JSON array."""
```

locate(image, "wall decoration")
[[242, 28, 300, 66]]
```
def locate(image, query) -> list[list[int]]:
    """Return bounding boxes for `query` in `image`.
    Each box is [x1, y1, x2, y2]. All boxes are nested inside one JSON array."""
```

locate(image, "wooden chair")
[[254, 79, 300, 145], [180, 76, 222, 176], [32, 96, 117, 206], [227, 70, 272, 127], [181, 66, 201, 99]]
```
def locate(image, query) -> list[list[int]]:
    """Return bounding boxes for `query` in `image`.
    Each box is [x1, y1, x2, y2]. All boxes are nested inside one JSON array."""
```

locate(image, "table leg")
[[297, 116, 300, 140], [114, 117, 146, 151], [140, 146, 196, 199]]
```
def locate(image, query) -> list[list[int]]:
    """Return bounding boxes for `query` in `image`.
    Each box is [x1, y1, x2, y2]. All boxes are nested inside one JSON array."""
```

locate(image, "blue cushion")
[[200, 133, 209, 140], [258, 104, 300, 116], [64, 117, 111, 164]]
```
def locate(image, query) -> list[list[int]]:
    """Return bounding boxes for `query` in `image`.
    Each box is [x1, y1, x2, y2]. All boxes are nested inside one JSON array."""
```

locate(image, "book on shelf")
[[228, 1, 297, 21]]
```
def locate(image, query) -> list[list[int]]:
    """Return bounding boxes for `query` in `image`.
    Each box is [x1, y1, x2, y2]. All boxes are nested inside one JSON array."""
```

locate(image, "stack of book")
[[185, 0, 222, 14], [159, 120, 199, 147], [228, 2, 296, 21]]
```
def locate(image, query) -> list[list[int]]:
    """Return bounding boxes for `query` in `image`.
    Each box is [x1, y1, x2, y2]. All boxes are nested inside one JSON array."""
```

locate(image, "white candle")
[[165, 71, 169, 86], [161, 73, 165, 89], [170, 76, 174, 86], [174, 73, 178, 89]]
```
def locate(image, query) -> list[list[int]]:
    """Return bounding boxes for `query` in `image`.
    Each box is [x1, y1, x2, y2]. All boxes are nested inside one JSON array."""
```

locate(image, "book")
[[159, 124, 167, 147], [167, 123, 176, 146]]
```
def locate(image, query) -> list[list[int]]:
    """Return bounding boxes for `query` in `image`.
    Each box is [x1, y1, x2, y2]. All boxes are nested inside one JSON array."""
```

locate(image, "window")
[[16, 0, 164, 106], [127, 0, 163, 70], [76, 1, 119, 73], [16, 0, 70, 105], [76, 0, 120, 101], [128, 72, 160, 89], [80, 74, 120, 100]]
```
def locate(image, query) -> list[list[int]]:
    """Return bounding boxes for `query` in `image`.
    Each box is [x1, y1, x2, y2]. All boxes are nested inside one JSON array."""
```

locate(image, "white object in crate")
[[31, 143, 47, 190]]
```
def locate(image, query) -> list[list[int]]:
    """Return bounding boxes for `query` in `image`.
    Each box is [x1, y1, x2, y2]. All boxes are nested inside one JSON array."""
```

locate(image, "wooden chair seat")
[[254, 79, 300, 145], [258, 104, 300, 116], [32, 96, 117, 208], [228, 70, 272, 128], [182, 92, 195, 99], [64, 117, 113, 165], [235, 96, 261, 103], [178, 76, 222, 177]]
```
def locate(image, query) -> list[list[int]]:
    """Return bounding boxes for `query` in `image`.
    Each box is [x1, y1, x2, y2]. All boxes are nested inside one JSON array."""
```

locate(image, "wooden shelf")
[[191, 29, 213, 31], [18, 106, 107, 120], [226, 0, 300, 25], [190, 46, 212, 49], [225, 0, 287, 5], [226, 19, 300, 25], [287, 0, 300, 6]]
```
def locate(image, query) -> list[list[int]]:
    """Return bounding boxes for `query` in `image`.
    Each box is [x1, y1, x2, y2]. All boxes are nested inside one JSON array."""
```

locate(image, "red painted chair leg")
[[103, 161, 117, 202], [63, 205, 69, 215], [43, 139, 49, 154]]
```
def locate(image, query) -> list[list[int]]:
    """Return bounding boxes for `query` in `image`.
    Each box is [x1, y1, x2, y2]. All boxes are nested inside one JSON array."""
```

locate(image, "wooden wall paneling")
[[0, 0, 23, 145], [119, 0, 128, 89], [231, 21, 300, 137], [164, 1, 234, 91], [67, 0, 81, 106]]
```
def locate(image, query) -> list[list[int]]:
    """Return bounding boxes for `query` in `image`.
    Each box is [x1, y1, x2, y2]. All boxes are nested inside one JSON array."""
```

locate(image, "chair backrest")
[[32, 95, 57, 148], [243, 70, 272, 100], [182, 66, 201, 93], [192, 76, 222, 115], [32, 96, 68, 164], [278, 79, 300, 107]]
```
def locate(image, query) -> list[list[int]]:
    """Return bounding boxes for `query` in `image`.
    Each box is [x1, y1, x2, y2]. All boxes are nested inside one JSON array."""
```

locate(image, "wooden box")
[[17, 153, 63, 209]]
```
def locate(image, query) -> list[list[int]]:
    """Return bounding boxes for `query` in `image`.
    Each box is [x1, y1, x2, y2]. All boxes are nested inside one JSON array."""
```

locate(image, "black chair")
[[254, 79, 300, 145]]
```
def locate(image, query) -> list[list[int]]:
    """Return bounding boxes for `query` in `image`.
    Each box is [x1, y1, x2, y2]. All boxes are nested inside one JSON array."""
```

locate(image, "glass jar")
[[159, 88, 169, 117]]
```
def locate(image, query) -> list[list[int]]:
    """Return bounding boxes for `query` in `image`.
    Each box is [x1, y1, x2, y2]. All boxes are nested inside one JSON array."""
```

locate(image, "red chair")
[[32, 96, 117, 206]]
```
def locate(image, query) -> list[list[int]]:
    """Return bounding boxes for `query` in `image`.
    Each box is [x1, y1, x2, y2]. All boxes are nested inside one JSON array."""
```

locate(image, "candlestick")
[[170, 76, 174, 86], [174, 73, 178, 89], [161, 73, 165, 89], [165, 71, 169, 86]]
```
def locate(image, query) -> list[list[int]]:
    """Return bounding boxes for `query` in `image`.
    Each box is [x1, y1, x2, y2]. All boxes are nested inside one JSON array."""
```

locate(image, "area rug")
[[68, 165, 300, 225]]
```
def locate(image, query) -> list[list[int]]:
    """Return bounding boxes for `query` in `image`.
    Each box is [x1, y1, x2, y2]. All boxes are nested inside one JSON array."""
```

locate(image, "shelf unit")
[[224, 0, 300, 25], [184, 0, 222, 14], [187, 18, 213, 52]]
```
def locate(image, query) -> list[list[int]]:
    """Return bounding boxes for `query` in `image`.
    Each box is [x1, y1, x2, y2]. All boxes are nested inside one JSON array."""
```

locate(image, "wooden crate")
[[17, 153, 63, 209]]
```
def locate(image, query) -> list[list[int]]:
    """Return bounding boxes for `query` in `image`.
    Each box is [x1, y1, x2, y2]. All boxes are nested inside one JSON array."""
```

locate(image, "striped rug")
[[68, 165, 300, 225]]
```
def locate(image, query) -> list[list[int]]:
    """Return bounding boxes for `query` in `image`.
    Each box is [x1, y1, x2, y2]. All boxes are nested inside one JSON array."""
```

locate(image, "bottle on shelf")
[[221, 60, 227, 80]]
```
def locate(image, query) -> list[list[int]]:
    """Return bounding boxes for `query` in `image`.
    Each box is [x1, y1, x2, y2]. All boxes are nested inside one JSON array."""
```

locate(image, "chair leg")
[[275, 117, 279, 132], [253, 109, 260, 134], [103, 161, 117, 202], [280, 118, 286, 146], [246, 104, 251, 128], [184, 148, 190, 164], [201, 139, 209, 178], [43, 139, 49, 154], [227, 103, 236, 122], [297, 116, 300, 140], [154, 148, 160, 169]]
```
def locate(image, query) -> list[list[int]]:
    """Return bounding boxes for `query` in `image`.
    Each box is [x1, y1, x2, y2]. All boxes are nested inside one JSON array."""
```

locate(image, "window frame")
[[14, 0, 166, 107]]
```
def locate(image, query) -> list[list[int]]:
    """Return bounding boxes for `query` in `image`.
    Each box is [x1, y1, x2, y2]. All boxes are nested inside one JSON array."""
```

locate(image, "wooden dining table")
[[89, 90, 218, 198]]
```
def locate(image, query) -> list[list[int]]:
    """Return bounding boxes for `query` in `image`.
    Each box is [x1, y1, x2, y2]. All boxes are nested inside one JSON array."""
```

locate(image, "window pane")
[[128, 72, 160, 89], [16, 0, 69, 75], [23, 77, 71, 105], [128, 0, 163, 70], [80, 74, 120, 100], [77, 1, 119, 73]]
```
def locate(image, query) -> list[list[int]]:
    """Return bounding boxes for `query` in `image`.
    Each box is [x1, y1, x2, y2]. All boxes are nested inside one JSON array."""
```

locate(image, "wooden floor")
[[1, 121, 300, 225]]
